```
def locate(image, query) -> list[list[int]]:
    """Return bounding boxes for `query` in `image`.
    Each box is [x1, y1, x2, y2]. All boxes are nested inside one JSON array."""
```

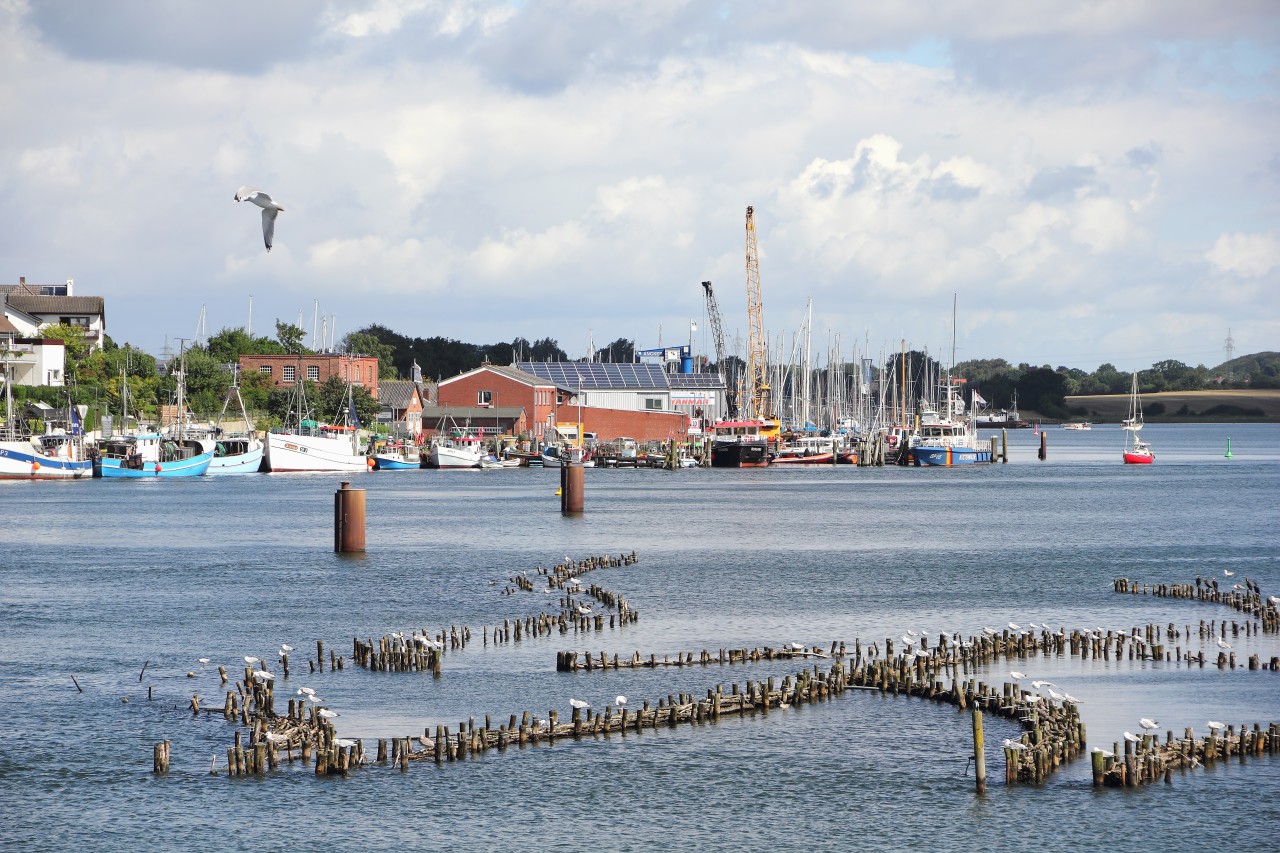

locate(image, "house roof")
[[517, 361, 671, 391], [0, 316, 18, 335], [439, 363, 570, 391], [2, 292, 106, 318], [378, 380, 422, 411]]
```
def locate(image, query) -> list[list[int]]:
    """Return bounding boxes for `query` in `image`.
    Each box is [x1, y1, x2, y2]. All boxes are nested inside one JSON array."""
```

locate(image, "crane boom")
[[744, 206, 771, 421], [701, 280, 737, 418]]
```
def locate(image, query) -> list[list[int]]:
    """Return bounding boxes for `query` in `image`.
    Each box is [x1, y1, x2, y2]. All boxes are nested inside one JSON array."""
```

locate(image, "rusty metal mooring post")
[[561, 463, 584, 514], [334, 481, 366, 552]]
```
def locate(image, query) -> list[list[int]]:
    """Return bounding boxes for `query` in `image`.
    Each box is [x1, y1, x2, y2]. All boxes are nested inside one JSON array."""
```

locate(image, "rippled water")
[[2, 423, 1277, 851]]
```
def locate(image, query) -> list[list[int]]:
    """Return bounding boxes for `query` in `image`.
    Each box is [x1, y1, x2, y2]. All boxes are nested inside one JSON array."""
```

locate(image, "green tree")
[[1015, 366, 1071, 418], [204, 327, 286, 364], [341, 331, 397, 379], [316, 376, 379, 426], [274, 320, 310, 355], [37, 322, 91, 380]]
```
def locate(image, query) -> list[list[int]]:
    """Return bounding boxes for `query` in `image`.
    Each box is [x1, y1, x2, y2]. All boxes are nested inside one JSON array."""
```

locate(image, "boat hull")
[[771, 452, 835, 465], [1123, 451, 1154, 464], [97, 450, 214, 478], [0, 443, 93, 480], [207, 442, 265, 475], [911, 446, 993, 466], [265, 432, 368, 473], [372, 455, 419, 470], [710, 442, 769, 468], [428, 445, 483, 469]]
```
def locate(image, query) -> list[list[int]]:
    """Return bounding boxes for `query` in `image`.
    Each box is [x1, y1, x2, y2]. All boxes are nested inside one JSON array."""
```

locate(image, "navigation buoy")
[[1224, 437, 1232, 459]]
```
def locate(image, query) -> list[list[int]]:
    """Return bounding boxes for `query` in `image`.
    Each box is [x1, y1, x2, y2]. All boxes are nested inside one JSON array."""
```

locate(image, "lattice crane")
[[701, 280, 738, 418], [744, 206, 772, 421]]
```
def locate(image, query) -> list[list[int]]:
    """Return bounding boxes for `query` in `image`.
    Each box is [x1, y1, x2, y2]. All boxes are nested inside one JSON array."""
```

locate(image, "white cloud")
[[1205, 232, 1280, 278]]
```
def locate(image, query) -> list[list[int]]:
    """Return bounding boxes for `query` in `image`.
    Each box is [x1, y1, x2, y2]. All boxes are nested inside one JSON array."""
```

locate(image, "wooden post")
[[1038, 431, 1047, 461], [1001, 429, 1008, 463], [972, 707, 987, 793], [334, 481, 367, 553]]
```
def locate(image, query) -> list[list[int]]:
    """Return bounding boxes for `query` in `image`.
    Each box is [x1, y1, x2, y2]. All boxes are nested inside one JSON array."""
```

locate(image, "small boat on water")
[[1122, 372, 1154, 465], [1062, 422, 1092, 431], [974, 393, 1029, 429], [710, 420, 771, 468], [479, 454, 521, 469], [204, 379, 264, 475], [541, 444, 595, 467], [96, 352, 215, 478], [95, 432, 215, 478], [0, 372, 93, 479], [427, 436, 485, 469], [371, 441, 419, 470], [909, 383, 992, 467]]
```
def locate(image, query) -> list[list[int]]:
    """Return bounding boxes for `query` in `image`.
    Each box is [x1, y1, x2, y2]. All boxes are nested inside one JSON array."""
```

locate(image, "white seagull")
[[1008, 622, 1022, 631], [1001, 739, 1029, 751], [1123, 731, 1141, 743], [1216, 638, 1231, 650], [318, 708, 339, 719], [1031, 680, 1055, 689], [1009, 671, 1026, 680], [615, 695, 627, 707], [569, 698, 590, 710], [297, 686, 315, 696], [1223, 569, 1234, 577], [1207, 721, 1225, 731], [1139, 718, 1160, 731], [234, 186, 285, 252], [243, 656, 259, 664]]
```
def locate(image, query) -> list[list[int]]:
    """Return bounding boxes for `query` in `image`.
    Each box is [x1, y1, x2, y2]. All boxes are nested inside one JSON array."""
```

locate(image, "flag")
[[70, 406, 84, 436], [973, 391, 989, 409]]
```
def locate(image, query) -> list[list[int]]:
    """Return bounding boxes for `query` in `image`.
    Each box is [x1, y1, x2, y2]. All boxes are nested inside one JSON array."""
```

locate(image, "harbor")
[[1, 422, 1277, 850]]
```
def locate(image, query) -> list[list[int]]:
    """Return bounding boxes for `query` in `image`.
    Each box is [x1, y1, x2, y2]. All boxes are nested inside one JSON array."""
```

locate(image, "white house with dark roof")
[[0, 278, 107, 351]]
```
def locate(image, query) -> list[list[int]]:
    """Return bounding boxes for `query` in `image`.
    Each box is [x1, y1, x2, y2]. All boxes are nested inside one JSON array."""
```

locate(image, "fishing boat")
[[709, 420, 770, 468], [95, 353, 215, 478], [264, 369, 368, 474], [371, 441, 419, 470], [540, 444, 595, 468], [204, 378, 264, 475], [0, 369, 93, 479], [427, 435, 485, 469], [1122, 372, 1154, 464]]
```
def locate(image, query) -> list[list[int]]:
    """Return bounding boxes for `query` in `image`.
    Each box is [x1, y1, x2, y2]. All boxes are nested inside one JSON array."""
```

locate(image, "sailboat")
[[1122, 371, 1154, 464], [264, 362, 369, 473]]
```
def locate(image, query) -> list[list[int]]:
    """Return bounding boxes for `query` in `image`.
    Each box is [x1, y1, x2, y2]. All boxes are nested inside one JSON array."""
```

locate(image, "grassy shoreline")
[[1054, 389, 1280, 423]]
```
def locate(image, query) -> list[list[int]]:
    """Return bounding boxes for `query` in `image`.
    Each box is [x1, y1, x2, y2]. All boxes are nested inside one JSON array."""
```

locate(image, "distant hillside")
[[1211, 351, 1280, 382], [1065, 389, 1280, 422]]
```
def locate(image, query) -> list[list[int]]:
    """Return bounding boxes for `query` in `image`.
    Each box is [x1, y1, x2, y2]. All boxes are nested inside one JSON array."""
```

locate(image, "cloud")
[[1206, 232, 1280, 278]]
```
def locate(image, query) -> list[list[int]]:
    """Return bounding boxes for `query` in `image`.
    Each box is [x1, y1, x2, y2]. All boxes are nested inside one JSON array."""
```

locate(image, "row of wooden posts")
[[1114, 575, 1279, 633], [161, 567, 1275, 794], [1092, 723, 1280, 787]]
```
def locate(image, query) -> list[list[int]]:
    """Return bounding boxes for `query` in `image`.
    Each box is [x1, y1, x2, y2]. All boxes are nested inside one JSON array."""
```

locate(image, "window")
[[259, 365, 273, 376], [644, 397, 663, 410], [60, 316, 90, 327], [307, 366, 320, 381], [283, 365, 295, 382], [477, 390, 492, 406]]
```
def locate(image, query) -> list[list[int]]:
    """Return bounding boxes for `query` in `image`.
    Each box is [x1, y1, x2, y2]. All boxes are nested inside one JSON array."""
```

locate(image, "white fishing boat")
[[205, 375, 264, 475], [0, 370, 93, 480], [427, 437, 484, 469], [264, 368, 368, 474], [1062, 422, 1092, 431]]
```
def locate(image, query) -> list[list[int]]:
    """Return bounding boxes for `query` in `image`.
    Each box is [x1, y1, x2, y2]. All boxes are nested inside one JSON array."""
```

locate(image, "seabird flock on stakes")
[[135, 552, 1279, 790]]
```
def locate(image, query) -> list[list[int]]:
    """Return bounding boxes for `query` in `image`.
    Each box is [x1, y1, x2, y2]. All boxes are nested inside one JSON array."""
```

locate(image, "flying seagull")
[[234, 186, 285, 252]]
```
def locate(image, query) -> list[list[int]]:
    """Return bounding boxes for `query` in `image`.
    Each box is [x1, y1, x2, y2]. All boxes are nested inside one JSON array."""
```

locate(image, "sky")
[[2, 0, 1277, 374]]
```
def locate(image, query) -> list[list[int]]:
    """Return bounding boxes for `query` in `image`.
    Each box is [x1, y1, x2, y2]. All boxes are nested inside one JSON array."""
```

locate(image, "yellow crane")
[[744, 206, 773, 423]]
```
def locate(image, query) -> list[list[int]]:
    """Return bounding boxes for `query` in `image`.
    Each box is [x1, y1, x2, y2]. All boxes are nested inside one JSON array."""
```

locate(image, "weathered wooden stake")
[[972, 707, 987, 794]]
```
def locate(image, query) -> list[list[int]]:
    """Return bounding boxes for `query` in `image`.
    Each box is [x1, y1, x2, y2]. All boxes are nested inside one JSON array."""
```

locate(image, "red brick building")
[[238, 354, 381, 400], [437, 363, 687, 443]]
